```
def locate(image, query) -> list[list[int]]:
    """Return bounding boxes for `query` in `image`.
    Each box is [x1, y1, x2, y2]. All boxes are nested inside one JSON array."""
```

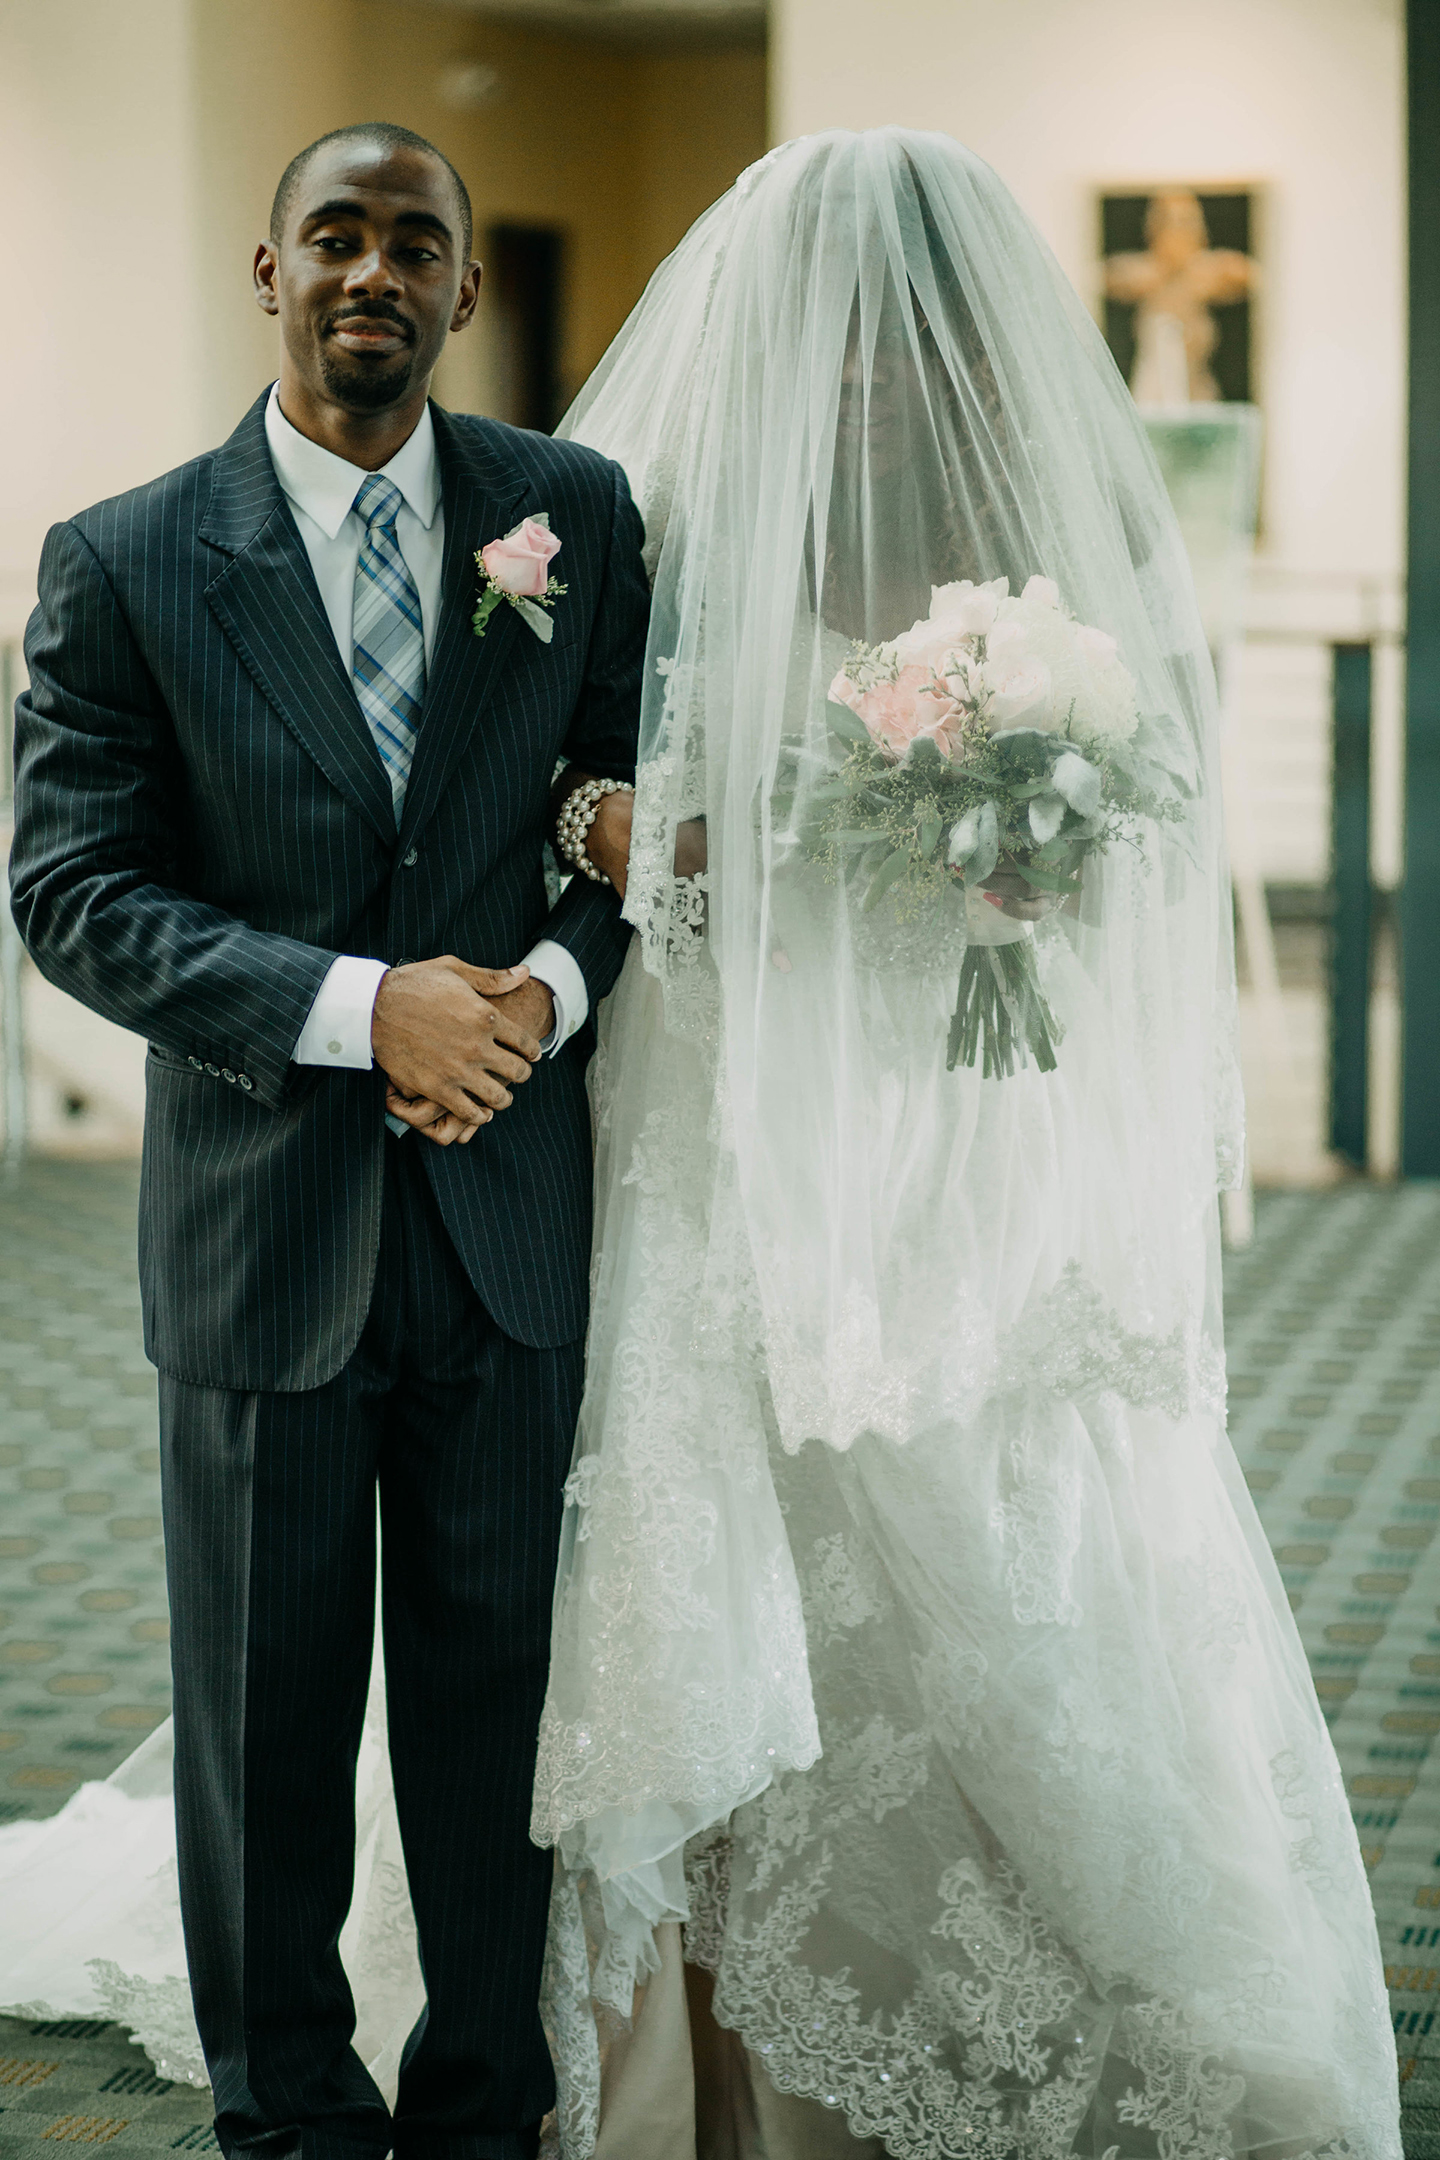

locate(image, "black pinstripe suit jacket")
[[9, 390, 647, 1388]]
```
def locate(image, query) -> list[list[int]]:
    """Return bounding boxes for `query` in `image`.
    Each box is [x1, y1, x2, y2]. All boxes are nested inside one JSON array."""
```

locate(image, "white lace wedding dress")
[[0, 129, 1402, 2160], [530, 128, 1402, 2160]]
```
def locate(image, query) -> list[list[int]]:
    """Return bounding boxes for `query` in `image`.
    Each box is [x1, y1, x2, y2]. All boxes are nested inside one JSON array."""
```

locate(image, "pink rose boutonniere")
[[473, 513, 568, 643]]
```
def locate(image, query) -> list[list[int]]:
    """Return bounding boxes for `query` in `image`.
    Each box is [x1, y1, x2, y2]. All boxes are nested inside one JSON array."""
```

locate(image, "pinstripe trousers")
[[158, 1133, 582, 2160]]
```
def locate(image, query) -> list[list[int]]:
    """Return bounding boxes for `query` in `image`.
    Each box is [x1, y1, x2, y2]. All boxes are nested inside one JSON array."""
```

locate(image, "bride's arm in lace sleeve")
[[560, 777, 706, 901]]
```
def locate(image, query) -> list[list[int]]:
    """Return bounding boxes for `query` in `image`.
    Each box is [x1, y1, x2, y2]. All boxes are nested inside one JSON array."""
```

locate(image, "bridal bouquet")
[[804, 575, 1183, 1078]]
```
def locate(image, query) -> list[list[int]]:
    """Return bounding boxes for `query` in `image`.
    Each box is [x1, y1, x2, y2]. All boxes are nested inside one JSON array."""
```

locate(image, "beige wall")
[[632, 47, 770, 288], [1, 0, 201, 636], [771, 0, 1405, 582], [190, 0, 359, 445], [1, 0, 766, 636]]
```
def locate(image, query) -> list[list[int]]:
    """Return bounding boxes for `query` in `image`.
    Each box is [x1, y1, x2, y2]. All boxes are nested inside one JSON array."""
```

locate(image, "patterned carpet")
[[3, 1163, 1440, 2152]]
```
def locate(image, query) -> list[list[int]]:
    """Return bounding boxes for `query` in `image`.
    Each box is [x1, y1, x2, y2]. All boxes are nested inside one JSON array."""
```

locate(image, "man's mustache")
[[325, 302, 417, 343]]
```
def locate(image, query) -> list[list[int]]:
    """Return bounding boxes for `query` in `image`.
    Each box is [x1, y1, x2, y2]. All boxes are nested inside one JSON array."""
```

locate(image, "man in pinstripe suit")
[[9, 124, 646, 2160]]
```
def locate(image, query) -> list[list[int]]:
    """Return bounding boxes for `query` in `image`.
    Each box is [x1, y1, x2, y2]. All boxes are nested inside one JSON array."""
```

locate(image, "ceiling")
[[425, 0, 766, 48]]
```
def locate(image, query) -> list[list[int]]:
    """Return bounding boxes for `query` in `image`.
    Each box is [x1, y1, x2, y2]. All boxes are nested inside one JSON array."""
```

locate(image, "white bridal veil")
[[533, 129, 1399, 2159]]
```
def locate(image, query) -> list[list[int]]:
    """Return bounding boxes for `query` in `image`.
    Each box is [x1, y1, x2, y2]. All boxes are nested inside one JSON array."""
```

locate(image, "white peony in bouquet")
[[796, 574, 1184, 1078]]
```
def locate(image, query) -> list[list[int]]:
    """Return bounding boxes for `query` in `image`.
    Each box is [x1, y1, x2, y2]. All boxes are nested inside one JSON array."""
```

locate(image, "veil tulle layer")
[[559, 126, 1242, 1458], [532, 130, 1398, 2159]]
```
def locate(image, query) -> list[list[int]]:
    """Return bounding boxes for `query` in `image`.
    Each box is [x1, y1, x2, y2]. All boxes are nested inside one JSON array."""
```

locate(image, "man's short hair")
[[270, 123, 474, 258]]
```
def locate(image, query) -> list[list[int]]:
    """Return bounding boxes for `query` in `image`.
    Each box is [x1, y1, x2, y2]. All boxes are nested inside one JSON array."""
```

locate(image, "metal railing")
[[1231, 625, 1399, 1179], [1329, 643, 1376, 1171]]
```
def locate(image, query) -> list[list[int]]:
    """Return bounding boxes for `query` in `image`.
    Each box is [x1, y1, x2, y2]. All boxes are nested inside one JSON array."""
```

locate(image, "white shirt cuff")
[[523, 939, 589, 1055], [293, 955, 390, 1067]]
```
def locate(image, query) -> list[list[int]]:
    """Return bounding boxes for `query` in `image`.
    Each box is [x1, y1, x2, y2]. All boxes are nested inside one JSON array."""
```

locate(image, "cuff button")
[[238, 1075, 254, 1091], [188, 1057, 203, 1071], [222, 1070, 236, 1082], [327, 1038, 343, 1056], [205, 1064, 220, 1076]]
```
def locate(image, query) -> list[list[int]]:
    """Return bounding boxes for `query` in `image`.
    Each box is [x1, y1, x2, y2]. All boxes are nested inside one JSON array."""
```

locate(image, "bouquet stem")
[[946, 939, 1062, 1079]]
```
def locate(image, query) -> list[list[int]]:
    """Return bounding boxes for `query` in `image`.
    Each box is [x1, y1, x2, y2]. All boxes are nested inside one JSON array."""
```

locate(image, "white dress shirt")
[[263, 385, 588, 1067]]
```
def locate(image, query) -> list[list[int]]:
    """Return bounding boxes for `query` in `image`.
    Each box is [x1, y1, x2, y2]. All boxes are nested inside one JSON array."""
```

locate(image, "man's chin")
[[318, 350, 419, 414]]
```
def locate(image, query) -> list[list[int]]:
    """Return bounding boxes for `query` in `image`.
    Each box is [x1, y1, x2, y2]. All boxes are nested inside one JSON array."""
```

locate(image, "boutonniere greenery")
[[473, 513, 568, 644]]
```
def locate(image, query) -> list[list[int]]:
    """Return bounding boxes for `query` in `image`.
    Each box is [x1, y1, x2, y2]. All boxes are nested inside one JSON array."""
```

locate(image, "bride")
[[0, 130, 1401, 2160]]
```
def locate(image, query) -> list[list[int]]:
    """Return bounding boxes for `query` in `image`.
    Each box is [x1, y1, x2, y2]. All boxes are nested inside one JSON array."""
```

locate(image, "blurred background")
[[7, 0, 1440, 2148], [0, 0, 1414, 1182]]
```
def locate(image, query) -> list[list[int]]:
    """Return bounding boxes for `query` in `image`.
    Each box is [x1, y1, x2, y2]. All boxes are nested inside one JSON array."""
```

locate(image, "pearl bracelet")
[[556, 775, 635, 886]]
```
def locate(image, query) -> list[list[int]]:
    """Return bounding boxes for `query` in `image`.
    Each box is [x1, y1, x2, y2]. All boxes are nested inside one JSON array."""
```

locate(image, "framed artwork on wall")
[[1099, 187, 1259, 407]]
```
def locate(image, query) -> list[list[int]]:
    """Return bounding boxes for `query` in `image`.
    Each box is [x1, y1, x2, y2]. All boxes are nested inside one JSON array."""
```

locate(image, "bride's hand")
[[586, 789, 633, 897], [980, 859, 1067, 923]]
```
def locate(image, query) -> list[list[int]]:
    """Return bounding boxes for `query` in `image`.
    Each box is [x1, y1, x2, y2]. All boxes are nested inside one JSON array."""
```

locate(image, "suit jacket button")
[[238, 1075, 254, 1091], [188, 1057, 203, 1070], [205, 1063, 220, 1076], [222, 1069, 236, 1082], [402, 846, 419, 868]]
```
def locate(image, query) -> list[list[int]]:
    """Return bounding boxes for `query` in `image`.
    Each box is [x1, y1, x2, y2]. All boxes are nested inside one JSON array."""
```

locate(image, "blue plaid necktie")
[[351, 474, 426, 820]]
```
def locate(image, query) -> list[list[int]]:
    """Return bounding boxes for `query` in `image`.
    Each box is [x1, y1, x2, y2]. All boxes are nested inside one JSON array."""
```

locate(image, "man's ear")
[[254, 241, 280, 318], [450, 260, 482, 335]]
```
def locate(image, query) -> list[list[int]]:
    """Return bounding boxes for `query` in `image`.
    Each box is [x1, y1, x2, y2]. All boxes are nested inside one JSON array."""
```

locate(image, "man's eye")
[[405, 247, 439, 263]]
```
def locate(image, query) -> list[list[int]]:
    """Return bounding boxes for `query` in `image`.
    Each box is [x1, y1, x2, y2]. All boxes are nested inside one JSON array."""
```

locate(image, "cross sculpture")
[[1104, 187, 1259, 405]]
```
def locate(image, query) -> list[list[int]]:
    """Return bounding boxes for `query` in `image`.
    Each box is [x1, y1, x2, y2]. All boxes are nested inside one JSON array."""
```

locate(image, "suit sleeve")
[[537, 457, 649, 1012], [8, 519, 337, 1112]]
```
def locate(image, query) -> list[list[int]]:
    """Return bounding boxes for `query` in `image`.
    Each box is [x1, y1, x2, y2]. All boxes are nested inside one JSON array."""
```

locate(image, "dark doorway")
[[487, 224, 565, 433]]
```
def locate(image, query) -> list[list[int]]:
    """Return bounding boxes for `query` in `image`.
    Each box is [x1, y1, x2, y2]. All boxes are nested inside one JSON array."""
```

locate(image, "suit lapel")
[[201, 392, 397, 843], [395, 405, 537, 854]]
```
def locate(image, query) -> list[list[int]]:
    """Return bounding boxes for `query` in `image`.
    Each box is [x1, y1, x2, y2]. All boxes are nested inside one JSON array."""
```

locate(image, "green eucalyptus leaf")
[[1050, 749, 1102, 819], [1028, 792, 1067, 844], [1014, 861, 1081, 893], [827, 701, 874, 745], [865, 847, 914, 911]]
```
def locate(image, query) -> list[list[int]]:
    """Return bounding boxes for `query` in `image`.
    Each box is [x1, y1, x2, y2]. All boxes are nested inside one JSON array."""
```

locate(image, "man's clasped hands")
[[378, 783, 633, 1146]]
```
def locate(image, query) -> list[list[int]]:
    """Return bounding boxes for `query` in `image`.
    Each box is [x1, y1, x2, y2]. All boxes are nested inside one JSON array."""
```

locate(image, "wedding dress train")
[[0, 1651, 422, 2102]]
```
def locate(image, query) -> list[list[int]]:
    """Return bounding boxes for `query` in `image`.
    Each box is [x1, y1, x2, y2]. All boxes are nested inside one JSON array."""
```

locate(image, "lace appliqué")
[[623, 734, 716, 1043], [761, 1258, 1224, 1458], [532, 1015, 819, 1851], [86, 1961, 208, 2088], [990, 1424, 1085, 1628], [801, 1531, 889, 1648]]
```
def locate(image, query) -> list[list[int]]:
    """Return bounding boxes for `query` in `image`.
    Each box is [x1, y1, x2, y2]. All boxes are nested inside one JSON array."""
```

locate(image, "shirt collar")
[[263, 382, 442, 540]]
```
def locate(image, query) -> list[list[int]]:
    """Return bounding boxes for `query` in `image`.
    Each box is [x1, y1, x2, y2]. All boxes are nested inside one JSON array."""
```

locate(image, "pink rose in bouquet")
[[828, 664, 963, 760]]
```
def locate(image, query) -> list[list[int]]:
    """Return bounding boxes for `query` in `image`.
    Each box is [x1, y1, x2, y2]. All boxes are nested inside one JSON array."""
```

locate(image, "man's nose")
[[343, 249, 402, 296]]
